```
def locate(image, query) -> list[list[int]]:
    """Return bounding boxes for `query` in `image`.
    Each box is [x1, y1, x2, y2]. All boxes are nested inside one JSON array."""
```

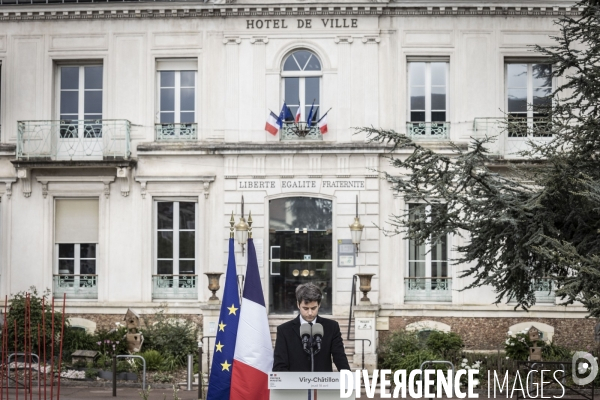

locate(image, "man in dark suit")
[[273, 283, 350, 372]]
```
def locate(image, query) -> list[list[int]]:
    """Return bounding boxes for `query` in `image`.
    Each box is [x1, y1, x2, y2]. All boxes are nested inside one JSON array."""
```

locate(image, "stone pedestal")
[[352, 304, 380, 372], [199, 303, 221, 372]]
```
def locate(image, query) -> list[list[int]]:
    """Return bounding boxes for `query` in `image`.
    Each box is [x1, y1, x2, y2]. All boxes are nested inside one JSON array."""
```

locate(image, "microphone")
[[300, 324, 312, 354], [312, 323, 324, 354]]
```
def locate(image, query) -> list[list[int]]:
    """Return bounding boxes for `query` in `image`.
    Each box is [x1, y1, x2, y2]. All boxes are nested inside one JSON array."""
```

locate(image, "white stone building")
[[0, 0, 593, 367]]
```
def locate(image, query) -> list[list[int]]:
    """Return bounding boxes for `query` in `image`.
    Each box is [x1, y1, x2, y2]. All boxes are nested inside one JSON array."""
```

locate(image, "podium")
[[269, 372, 356, 400]]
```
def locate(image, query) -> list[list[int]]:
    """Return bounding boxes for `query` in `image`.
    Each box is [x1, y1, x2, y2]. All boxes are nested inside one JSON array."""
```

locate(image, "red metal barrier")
[[0, 292, 65, 399]]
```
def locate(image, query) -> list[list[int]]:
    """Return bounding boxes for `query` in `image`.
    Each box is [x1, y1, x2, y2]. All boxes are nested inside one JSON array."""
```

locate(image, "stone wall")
[[385, 316, 597, 351], [67, 313, 203, 333]]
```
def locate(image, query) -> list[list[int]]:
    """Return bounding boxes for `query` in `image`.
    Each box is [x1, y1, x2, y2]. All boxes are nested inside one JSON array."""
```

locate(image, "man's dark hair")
[[296, 283, 322, 305]]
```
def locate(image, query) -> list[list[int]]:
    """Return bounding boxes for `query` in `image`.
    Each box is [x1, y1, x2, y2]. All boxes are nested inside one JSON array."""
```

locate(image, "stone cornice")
[[0, 3, 580, 22]]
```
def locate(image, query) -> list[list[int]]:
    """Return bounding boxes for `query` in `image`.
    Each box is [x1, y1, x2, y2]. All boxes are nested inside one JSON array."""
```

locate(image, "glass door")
[[269, 197, 333, 314]]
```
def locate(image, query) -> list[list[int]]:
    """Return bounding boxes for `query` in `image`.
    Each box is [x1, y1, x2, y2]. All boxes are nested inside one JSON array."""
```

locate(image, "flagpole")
[[317, 108, 332, 122]]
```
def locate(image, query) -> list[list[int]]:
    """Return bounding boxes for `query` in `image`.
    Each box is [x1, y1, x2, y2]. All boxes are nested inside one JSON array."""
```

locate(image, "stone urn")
[[356, 273, 375, 304], [204, 272, 223, 302]]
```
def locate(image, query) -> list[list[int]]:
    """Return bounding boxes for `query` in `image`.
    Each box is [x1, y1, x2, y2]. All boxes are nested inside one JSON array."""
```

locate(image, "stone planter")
[[125, 372, 138, 381], [97, 370, 112, 380], [356, 273, 375, 303]]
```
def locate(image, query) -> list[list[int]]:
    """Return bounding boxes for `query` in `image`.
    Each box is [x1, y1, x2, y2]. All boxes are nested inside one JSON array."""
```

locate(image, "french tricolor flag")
[[230, 238, 272, 400], [317, 111, 328, 134], [295, 104, 301, 123], [265, 111, 281, 136]]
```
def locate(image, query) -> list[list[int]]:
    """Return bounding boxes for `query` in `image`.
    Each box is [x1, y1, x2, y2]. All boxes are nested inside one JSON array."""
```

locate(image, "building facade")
[[0, 0, 594, 367]]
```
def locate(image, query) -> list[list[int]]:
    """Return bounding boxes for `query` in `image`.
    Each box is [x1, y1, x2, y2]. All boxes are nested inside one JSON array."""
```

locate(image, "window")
[[408, 61, 448, 138], [158, 71, 196, 124], [405, 204, 450, 302], [156, 59, 197, 140], [282, 50, 321, 124], [59, 65, 103, 138], [58, 243, 96, 275], [408, 62, 447, 123], [506, 63, 552, 137], [156, 201, 197, 283], [54, 199, 99, 298]]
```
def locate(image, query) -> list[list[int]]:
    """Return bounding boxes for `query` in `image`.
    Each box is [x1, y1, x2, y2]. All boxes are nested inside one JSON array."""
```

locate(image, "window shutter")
[[156, 59, 198, 71], [55, 199, 99, 243]]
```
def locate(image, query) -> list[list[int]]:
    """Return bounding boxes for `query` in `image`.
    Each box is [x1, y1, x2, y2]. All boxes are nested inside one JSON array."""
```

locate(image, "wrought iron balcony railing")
[[280, 122, 323, 141], [533, 278, 556, 304], [155, 123, 197, 141], [406, 122, 450, 140], [404, 277, 452, 302], [473, 117, 552, 159], [53, 274, 98, 300], [152, 275, 198, 300], [17, 119, 131, 161]]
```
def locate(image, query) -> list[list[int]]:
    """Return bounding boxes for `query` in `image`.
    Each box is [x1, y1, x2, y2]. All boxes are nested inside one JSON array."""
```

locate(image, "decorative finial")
[[248, 211, 253, 239], [230, 211, 235, 238]]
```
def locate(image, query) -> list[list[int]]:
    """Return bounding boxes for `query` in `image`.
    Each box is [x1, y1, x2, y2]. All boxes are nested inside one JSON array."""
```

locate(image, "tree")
[[361, 0, 600, 317]]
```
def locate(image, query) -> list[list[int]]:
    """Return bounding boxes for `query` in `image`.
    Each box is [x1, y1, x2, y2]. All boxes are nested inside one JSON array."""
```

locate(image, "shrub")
[[142, 309, 199, 366], [94, 327, 129, 357], [139, 350, 164, 371], [505, 332, 535, 361], [85, 368, 98, 379], [379, 329, 468, 378], [504, 330, 544, 361], [426, 331, 464, 359], [379, 331, 424, 360], [116, 360, 130, 373], [63, 327, 97, 360], [160, 354, 182, 372], [5, 288, 64, 358], [542, 342, 572, 361], [96, 354, 112, 369], [379, 330, 427, 370]]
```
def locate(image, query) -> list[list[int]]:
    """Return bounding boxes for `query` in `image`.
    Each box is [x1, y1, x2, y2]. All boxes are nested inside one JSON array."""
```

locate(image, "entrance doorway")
[[268, 197, 333, 314]]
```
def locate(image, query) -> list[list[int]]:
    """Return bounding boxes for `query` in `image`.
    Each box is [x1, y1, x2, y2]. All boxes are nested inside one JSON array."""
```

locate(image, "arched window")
[[282, 50, 322, 124]]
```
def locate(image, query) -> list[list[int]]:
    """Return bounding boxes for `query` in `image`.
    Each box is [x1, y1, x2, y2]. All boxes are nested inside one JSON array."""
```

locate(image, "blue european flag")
[[306, 101, 317, 128], [207, 238, 240, 400], [278, 102, 294, 125]]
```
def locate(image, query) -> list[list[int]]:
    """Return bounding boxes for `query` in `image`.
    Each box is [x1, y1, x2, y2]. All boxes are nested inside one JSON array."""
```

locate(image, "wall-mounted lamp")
[[234, 196, 253, 256], [349, 195, 364, 255]]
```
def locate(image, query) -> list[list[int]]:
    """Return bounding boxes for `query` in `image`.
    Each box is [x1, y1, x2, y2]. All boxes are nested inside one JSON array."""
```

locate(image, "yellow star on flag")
[[227, 304, 239, 315], [219, 321, 226, 332], [221, 360, 231, 371], [215, 341, 224, 352]]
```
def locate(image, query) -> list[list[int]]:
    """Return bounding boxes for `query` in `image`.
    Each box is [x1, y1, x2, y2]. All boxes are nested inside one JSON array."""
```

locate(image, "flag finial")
[[248, 211, 253, 239]]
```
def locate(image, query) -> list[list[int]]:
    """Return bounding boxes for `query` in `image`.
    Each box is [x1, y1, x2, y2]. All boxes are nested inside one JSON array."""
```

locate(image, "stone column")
[[353, 304, 380, 372], [360, 36, 381, 142], [223, 37, 241, 142], [335, 36, 353, 141], [250, 36, 268, 142]]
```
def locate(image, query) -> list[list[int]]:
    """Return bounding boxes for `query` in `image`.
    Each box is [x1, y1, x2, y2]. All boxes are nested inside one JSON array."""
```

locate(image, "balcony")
[[473, 117, 552, 159], [280, 122, 323, 141], [404, 277, 452, 302], [17, 119, 131, 161], [155, 123, 197, 141], [152, 275, 198, 300], [53, 274, 98, 300], [406, 122, 450, 140]]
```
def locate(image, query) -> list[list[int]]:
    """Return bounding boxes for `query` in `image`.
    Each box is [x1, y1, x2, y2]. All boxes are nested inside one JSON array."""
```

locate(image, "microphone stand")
[[310, 324, 314, 372]]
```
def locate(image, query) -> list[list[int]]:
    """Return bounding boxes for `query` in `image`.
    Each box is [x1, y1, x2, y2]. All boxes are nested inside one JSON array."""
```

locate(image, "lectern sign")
[[268, 372, 342, 390]]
